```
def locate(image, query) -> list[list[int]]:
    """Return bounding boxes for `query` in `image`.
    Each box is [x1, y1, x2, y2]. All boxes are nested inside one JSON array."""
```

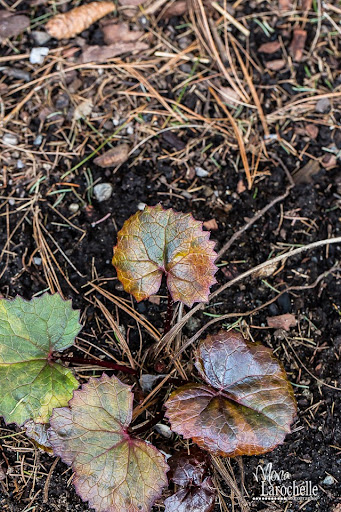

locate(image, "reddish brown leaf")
[[258, 41, 281, 54], [165, 448, 216, 512], [165, 330, 297, 457], [266, 59, 286, 71], [0, 11, 30, 40], [112, 204, 218, 307], [267, 313, 297, 331], [101, 21, 143, 44], [45, 2, 116, 40], [290, 29, 307, 62], [94, 144, 130, 168], [81, 41, 148, 63]]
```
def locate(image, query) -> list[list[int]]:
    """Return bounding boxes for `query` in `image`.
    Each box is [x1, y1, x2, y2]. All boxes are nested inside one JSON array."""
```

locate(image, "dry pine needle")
[[45, 1, 115, 40]]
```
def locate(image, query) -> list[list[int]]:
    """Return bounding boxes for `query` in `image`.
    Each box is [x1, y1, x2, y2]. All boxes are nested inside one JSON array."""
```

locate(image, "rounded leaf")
[[112, 204, 217, 307], [165, 330, 297, 457], [48, 374, 169, 512], [0, 293, 81, 426]]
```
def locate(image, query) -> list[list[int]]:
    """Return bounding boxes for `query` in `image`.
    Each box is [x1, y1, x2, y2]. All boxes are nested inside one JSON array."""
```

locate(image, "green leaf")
[[48, 374, 169, 512], [112, 204, 217, 307], [0, 293, 81, 426], [165, 330, 297, 457]]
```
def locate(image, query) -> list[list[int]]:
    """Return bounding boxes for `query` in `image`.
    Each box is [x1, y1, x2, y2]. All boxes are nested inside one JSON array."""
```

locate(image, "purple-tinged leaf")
[[165, 330, 297, 457]]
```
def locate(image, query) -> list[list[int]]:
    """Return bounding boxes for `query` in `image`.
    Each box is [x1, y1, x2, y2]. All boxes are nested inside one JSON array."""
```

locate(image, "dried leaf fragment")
[[266, 59, 286, 71], [0, 10, 30, 40], [101, 21, 143, 44], [81, 41, 148, 63], [267, 313, 297, 331], [46, 2, 116, 40], [290, 29, 307, 62], [94, 144, 130, 168], [258, 40, 281, 54], [165, 330, 297, 456], [112, 204, 218, 307], [49, 374, 169, 512]]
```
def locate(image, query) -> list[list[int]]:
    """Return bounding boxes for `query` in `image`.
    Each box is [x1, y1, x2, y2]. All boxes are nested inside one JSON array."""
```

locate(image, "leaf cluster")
[[0, 206, 297, 512]]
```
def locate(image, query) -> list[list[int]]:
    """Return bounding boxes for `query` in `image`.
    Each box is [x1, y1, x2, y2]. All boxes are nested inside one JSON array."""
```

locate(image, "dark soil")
[[1, 0, 341, 511]]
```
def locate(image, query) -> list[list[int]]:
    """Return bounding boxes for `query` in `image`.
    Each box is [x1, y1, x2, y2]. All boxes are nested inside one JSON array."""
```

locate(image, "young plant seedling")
[[165, 330, 297, 456], [0, 293, 169, 512], [164, 447, 216, 512]]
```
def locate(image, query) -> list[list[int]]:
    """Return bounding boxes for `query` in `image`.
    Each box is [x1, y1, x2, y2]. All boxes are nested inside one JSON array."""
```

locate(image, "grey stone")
[[32, 31, 51, 46], [3, 133, 18, 145], [93, 183, 113, 202], [315, 97, 331, 114]]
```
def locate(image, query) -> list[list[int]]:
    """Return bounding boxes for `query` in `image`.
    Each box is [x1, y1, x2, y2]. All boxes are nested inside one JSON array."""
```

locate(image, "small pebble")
[[126, 125, 134, 135], [33, 135, 43, 146], [138, 202, 146, 210], [154, 424, 172, 439], [31, 31, 51, 46], [30, 47, 49, 65], [322, 475, 335, 486], [8, 198, 15, 206], [33, 257, 42, 265], [93, 183, 113, 202], [69, 203, 80, 213], [195, 166, 209, 178], [277, 292, 291, 313], [315, 97, 331, 114], [17, 159, 25, 169], [3, 134, 18, 145]]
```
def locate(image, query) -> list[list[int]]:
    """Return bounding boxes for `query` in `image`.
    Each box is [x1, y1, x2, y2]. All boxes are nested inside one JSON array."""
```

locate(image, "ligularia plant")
[[112, 204, 218, 307], [0, 205, 297, 512]]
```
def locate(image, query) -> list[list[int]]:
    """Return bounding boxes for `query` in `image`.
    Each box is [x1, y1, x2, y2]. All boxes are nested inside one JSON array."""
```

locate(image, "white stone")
[[30, 47, 49, 65], [195, 166, 209, 177], [3, 134, 18, 145], [94, 183, 113, 202]]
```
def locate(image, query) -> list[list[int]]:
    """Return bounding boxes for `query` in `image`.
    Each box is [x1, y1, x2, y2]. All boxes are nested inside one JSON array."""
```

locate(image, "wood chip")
[[290, 29, 307, 62], [94, 144, 130, 168], [45, 1, 116, 40], [266, 59, 286, 71], [0, 10, 30, 41], [203, 218, 218, 230], [267, 313, 297, 331], [293, 159, 320, 184], [81, 41, 149, 63], [258, 41, 281, 54], [278, 0, 293, 9], [101, 21, 143, 44], [305, 123, 319, 139]]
